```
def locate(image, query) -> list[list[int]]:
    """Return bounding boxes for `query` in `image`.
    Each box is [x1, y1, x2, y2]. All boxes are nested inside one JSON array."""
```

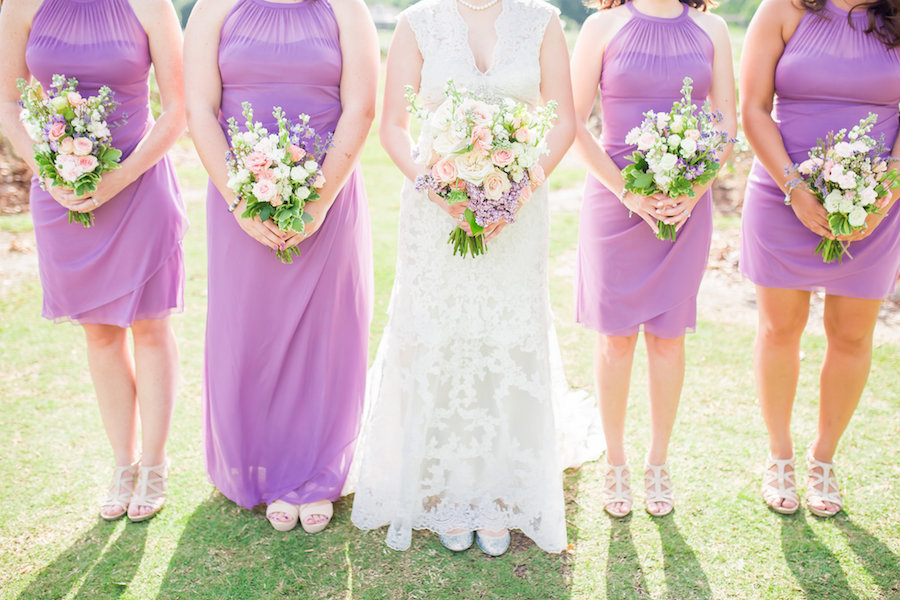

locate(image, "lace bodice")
[[405, 0, 557, 108]]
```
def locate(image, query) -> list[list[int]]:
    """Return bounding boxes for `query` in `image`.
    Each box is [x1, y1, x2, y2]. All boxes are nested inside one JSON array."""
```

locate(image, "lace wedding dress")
[[349, 0, 604, 553]]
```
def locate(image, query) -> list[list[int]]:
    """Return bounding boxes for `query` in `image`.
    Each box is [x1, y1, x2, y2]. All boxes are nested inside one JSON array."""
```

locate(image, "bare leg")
[[128, 317, 178, 517], [809, 294, 880, 514], [754, 286, 810, 511], [643, 333, 684, 515], [596, 332, 638, 515]]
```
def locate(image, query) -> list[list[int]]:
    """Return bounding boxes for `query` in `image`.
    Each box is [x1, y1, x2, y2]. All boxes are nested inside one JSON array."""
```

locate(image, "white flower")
[[432, 129, 468, 155], [848, 205, 868, 227], [837, 194, 854, 213], [510, 165, 524, 183], [657, 153, 678, 173], [655, 112, 670, 129], [858, 186, 878, 206], [295, 186, 311, 200], [838, 172, 857, 190], [680, 138, 697, 158], [851, 140, 869, 154], [670, 116, 684, 134], [226, 168, 251, 191], [290, 166, 309, 182], [833, 142, 854, 158], [625, 127, 641, 146], [87, 122, 111, 138], [653, 173, 672, 192], [454, 150, 494, 185], [823, 189, 843, 212], [303, 160, 318, 172]]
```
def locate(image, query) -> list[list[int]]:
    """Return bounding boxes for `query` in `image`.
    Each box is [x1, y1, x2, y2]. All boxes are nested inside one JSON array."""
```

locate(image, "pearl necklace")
[[457, 0, 500, 11]]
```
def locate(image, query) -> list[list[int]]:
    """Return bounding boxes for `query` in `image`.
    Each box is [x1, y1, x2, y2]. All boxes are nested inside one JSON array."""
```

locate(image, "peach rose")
[[470, 126, 493, 155], [72, 137, 93, 156], [287, 144, 306, 163], [513, 127, 531, 144], [58, 137, 75, 155], [66, 92, 85, 106], [518, 185, 533, 204], [490, 149, 514, 168], [482, 170, 510, 200], [431, 158, 458, 184], [528, 164, 545, 187], [47, 121, 66, 142], [313, 173, 326, 188], [252, 179, 278, 204], [244, 151, 271, 176]]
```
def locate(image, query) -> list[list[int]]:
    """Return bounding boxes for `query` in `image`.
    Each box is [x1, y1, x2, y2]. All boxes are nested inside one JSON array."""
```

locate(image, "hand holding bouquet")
[[622, 77, 732, 241], [406, 80, 556, 258], [788, 113, 899, 263], [226, 102, 331, 264], [17, 74, 123, 227]]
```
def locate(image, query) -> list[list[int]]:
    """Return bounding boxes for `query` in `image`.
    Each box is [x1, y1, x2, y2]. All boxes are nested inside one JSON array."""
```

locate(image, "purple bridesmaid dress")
[[203, 0, 374, 509], [576, 2, 714, 338], [741, 0, 900, 298], [25, 0, 187, 326]]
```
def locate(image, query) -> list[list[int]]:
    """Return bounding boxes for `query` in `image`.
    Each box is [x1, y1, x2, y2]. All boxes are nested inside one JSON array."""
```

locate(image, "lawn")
[[1, 90, 898, 600]]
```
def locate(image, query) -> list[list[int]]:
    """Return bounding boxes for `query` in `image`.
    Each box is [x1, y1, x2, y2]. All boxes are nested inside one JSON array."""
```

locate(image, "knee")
[[645, 334, 684, 362], [598, 334, 638, 362], [758, 310, 806, 346], [824, 315, 874, 354], [131, 318, 173, 348], [83, 324, 126, 350]]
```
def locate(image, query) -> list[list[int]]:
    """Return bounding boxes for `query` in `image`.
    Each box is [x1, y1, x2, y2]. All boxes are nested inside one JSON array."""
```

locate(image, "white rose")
[[838, 172, 857, 190], [667, 134, 682, 149], [432, 130, 468, 156], [680, 138, 697, 158], [837, 194, 854, 213], [858, 186, 878, 206], [290, 166, 309, 182], [295, 186, 311, 200], [454, 150, 494, 185], [303, 160, 318, 172], [482, 171, 510, 200], [833, 142, 854, 158], [657, 153, 678, 173], [653, 173, 672, 192], [848, 205, 868, 227], [670, 116, 684, 134], [823, 189, 843, 212]]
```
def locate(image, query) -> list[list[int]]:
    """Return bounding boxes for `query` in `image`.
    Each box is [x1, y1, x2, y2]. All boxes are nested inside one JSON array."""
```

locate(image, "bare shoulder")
[[751, 0, 806, 28], [126, 0, 181, 32], [688, 7, 730, 44], [0, 0, 43, 23], [580, 5, 631, 46], [183, 0, 242, 29], [328, 0, 373, 25]]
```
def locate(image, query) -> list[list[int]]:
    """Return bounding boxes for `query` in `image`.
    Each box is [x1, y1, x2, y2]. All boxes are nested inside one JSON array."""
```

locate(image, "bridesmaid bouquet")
[[17, 74, 123, 227], [225, 102, 331, 264], [788, 113, 899, 264], [622, 77, 732, 241], [406, 80, 556, 258]]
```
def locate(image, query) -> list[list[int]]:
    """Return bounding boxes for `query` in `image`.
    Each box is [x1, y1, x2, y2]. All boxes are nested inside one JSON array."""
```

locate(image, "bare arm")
[[71, 0, 187, 212], [740, 0, 833, 237], [0, 0, 42, 175], [536, 13, 575, 177], [184, 0, 283, 250], [291, 0, 378, 242]]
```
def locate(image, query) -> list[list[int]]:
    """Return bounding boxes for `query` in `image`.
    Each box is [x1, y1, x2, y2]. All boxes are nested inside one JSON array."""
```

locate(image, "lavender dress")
[[741, 1, 900, 298], [203, 0, 373, 509], [576, 2, 714, 338], [25, 0, 187, 326]]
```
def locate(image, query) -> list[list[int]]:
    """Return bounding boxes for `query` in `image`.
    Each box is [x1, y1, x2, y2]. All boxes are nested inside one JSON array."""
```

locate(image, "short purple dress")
[[576, 2, 714, 338], [203, 0, 374, 509], [741, 1, 900, 298], [25, 0, 187, 327]]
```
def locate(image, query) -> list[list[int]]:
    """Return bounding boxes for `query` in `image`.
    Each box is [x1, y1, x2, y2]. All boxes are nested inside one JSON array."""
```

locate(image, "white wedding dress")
[[349, 0, 604, 553]]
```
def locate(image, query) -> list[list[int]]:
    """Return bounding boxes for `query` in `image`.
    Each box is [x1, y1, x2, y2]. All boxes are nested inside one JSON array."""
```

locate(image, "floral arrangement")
[[788, 113, 899, 263], [622, 77, 732, 241], [225, 102, 331, 264], [406, 80, 556, 258], [17, 74, 122, 227]]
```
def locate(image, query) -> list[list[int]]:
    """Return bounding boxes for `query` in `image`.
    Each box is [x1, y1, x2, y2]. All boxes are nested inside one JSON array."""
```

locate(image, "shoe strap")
[[807, 455, 843, 507], [132, 460, 168, 508], [644, 462, 674, 505], [103, 462, 138, 509], [603, 463, 632, 505], [762, 456, 798, 502]]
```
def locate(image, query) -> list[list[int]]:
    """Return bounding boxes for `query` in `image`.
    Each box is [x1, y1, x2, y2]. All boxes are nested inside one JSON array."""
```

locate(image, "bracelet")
[[227, 197, 241, 213], [783, 189, 792, 206], [618, 186, 633, 218]]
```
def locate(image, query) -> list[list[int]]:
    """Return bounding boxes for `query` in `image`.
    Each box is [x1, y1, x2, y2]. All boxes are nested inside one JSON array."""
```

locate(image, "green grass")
[[0, 214, 33, 233], [1, 120, 899, 600]]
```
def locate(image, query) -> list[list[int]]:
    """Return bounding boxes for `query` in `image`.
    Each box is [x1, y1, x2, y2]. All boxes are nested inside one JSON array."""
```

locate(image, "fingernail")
[[280, 243, 285, 251]]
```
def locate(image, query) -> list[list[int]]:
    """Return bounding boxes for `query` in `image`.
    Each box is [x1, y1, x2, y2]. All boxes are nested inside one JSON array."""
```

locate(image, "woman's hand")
[[620, 190, 662, 233], [44, 181, 85, 211], [66, 169, 130, 213], [788, 185, 833, 238], [838, 210, 888, 242], [427, 188, 471, 234], [231, 198, 286, 250], [283, 196, 333, 249], [653, 193, 700, 232]]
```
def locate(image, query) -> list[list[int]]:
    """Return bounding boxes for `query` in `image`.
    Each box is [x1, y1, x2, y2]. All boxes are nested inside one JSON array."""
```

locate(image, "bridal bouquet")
[[788, 113, 899, 264], [225, 102, 331, 264], [622, 77, 732, 241], [406, 80, 556, 258], [17, 74, 122, 227]]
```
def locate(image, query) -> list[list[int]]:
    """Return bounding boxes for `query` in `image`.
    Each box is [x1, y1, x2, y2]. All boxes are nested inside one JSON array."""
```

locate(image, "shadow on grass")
[[832, 514, 900, 597], [17, 519, 147, 600], [653, 516, 712, 600], [780, 511, 859, 600], [606, 515, 650, 599]]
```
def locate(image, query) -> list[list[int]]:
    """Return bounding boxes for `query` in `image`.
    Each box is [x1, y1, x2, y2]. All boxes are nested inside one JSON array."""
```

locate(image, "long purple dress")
[[576, 2, 714, 338], [741, 1, 900, 298], [203, 0, 374, 509], [25, 0, 187, 327]]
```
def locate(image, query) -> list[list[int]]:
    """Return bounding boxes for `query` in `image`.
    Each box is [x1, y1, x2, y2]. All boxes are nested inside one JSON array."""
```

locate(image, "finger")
[[260, 219, 287, 238], [485, 223, 505, 242], [635, 210, 657, 232], [249, 222, 284, 249]]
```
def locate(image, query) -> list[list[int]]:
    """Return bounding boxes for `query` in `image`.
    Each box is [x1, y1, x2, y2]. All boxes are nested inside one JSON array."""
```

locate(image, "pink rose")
[[58, 137, 75, 155], [47, 121, 66, 142], [76, 155, 98, 174], [518, 185, 533, 204], [313, 173, 326, 188], [431, 158, 458, 184], [490, 149, 514, 168], [287, 144, 306, 163], [72, 137, 93, 156], [528, 164, 545, 187], [637, 132, 656, 151], [683, 129, 701, 141], [244, 151, 271, 176], [66, 92, 85, 106], [514, 127, 531, 143], [482, 170, 510, 200], [252, 179, 278, 204], [257, 167, 275, 181], [470, 126, 493, 155], [56, 155, 80, 182]]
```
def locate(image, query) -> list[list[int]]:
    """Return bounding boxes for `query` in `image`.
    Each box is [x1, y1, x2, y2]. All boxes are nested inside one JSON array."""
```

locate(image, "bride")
[[350, 0, 603, 555]]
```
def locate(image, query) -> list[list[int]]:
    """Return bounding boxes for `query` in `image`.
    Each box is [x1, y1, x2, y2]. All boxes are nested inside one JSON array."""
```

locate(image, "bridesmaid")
[[741, 0, 900, 516], [0, 0, 187, 521], [571, 0, 735, 516], [184, 0, 376, 532]]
